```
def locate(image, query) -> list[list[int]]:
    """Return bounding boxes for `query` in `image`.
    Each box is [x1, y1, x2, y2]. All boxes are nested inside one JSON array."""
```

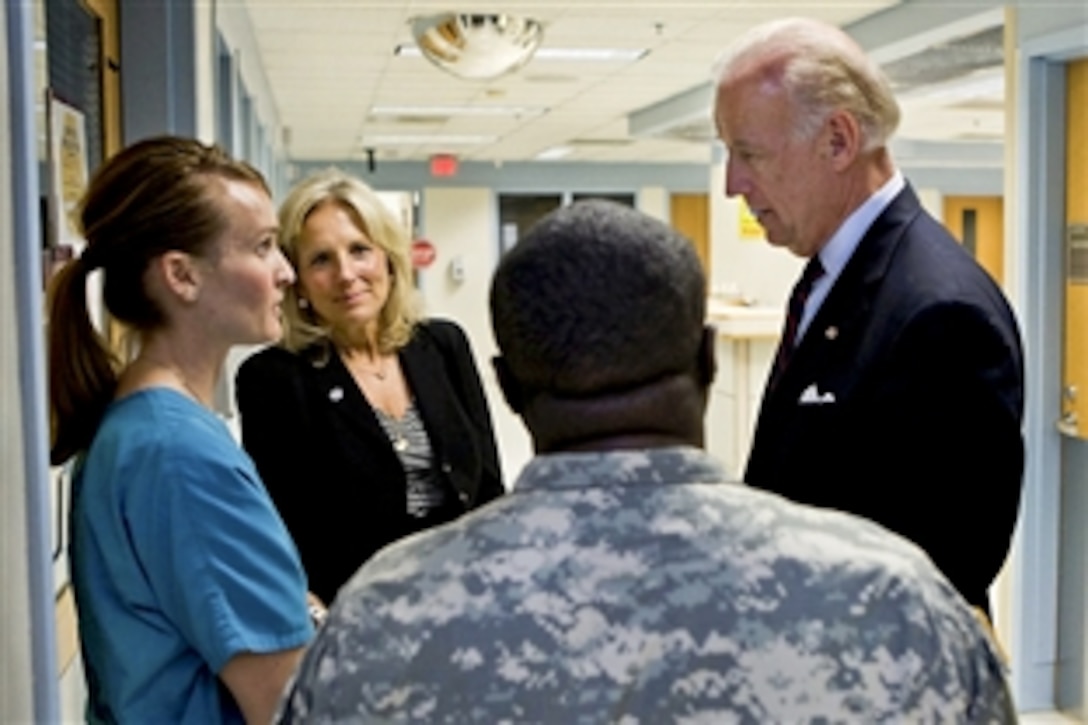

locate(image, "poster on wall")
[[46, 91, 89, 252], [44, 91, 103, 324]]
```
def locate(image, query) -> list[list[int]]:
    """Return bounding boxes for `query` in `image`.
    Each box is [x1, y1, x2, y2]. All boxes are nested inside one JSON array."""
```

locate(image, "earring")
[[298, 298, 309, 309]]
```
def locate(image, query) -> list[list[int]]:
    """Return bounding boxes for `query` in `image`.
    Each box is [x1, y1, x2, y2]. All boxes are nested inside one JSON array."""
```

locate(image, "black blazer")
[[235, 318, 504, 604], [744, 184, 1024, 612]]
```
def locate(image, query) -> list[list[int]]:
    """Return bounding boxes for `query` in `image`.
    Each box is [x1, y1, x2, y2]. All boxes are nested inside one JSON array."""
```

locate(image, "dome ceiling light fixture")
[[409, 13, 544, 81]]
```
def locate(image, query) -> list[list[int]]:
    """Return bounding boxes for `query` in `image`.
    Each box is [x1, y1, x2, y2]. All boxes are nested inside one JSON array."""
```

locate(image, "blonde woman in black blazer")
[[236, 169, 504, 605]]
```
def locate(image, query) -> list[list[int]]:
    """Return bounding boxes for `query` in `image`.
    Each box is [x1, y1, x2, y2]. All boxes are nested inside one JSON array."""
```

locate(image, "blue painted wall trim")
[[288, 158, 1002, 197], [5, 1, 60, 720], [1013, 18, 1088, 711]]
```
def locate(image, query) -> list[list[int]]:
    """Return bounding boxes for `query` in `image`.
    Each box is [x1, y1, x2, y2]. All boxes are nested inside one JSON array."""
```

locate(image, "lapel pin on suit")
[[825, 326, 839, 340], [328, 386, 344, 402]]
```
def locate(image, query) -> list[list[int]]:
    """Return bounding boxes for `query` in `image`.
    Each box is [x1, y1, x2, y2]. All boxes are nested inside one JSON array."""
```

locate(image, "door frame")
[[1012, 23, 1088, 711]]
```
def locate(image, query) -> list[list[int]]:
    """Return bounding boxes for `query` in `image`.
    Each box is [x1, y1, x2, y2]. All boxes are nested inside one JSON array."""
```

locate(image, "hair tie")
[[79, 244, 105, 271]]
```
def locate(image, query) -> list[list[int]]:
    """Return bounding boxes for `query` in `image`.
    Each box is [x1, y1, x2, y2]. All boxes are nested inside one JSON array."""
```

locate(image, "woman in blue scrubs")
[[47, 136, 314, 724]]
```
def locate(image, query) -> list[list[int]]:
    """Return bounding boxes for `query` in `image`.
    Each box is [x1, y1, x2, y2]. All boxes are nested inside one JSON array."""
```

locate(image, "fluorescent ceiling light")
[[536, 48, 648, 62], [363, 134, 497, 146], [395, 44, 647, 63], [534, 145, 573, 160], [370, 104, 546, 117]]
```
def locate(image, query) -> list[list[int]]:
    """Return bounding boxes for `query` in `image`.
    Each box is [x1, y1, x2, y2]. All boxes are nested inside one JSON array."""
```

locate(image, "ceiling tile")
[[237, 0, 995, 162]]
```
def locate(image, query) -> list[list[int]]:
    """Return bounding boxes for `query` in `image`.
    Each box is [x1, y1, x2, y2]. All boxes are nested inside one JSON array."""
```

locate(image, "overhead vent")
[[524, 73, 579, 84], [373, 114, 449, 125], [568, 137, 633, 147], [627, 83, 715, 144], [883, 26, 1004, 92], [948, 98, 1005, 112], [658, 118, 715, 144], [626, 18, 1006, 148], [955, 130, 1003, 142]]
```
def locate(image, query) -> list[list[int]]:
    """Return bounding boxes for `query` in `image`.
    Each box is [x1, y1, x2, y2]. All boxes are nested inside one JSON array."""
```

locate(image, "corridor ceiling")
[[239, 0, 1007, 163]]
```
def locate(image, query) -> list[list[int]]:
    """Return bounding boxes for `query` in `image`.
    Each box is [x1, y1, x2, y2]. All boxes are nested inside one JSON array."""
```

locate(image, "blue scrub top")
[[70, 389, 312, 724]]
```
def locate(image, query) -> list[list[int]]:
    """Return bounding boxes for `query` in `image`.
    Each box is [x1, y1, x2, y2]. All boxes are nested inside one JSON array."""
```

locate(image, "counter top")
[[707, 301, 782, 339]]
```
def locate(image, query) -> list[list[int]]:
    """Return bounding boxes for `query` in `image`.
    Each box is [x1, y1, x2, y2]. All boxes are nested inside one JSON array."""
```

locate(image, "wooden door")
[[671, 193, 710, 275], [943, 196, 1004, 284], [82, 0, 121, 159], [1062, 58, 1088, 437]]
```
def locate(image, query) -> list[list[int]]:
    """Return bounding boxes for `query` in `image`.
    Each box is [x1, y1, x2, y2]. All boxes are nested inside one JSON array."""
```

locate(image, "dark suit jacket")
[[744, 184, 1024, 612], [235, 318, 504, 604]]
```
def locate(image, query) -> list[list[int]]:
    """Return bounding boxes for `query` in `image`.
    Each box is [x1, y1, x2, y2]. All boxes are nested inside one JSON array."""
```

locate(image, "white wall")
[[639, 185, 670, 223], [194, 2, 216, 143], [417, 188, 499, 369], [417, 187, 533, 485], [0, 4, 36, 719], [213, 1, 282, 156], [707, 150, 803, 308], [916, 187, 943, 219]]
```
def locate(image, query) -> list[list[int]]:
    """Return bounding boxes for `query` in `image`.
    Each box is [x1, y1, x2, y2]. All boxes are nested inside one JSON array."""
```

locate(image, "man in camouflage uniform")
[[278, 199, 1015, 723]]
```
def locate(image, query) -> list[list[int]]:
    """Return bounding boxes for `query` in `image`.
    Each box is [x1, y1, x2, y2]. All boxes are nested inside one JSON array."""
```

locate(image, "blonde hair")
[[277, 168, 421, 355]]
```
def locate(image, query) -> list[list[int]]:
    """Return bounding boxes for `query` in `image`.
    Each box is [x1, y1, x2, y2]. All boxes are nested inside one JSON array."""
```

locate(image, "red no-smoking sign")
[[411, 239, 436, 269]]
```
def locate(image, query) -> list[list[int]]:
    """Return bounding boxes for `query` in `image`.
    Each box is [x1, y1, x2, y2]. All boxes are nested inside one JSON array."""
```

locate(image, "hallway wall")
[[0, 3, 36, 717], [1, 2, 57, 721]]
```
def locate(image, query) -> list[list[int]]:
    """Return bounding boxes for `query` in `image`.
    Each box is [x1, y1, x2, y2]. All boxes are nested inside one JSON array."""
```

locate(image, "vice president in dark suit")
[[236, 169, 504, 605], [713, 17, 1024, 616]]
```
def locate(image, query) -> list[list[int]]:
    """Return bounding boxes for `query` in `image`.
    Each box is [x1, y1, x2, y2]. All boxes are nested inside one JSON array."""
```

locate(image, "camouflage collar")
[[512, 446, 734, 493]]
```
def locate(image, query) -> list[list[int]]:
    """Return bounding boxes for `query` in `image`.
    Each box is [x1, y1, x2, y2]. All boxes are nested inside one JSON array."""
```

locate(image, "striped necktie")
[[768, 256, 825, 390]]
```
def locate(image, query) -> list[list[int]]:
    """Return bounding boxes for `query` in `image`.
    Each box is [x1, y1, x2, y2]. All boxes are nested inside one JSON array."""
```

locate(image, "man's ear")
[[697, 325, 717, 388], [492, 356, 525, 414], [823, 110, 861, 170], [158, 250, 202, 304]]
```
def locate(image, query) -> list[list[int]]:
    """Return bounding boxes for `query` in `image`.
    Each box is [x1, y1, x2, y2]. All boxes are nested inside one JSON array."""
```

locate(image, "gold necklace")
[[354, 355, 389, 381]]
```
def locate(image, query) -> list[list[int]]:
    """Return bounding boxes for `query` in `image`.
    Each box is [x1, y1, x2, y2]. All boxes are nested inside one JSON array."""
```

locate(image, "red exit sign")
[[430, 154, 458, 177]]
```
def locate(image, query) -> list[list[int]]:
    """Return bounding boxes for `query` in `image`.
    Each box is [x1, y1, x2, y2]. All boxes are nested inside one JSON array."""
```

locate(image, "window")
[[498, 194, 561, 254], [498, 192, 636, 254]]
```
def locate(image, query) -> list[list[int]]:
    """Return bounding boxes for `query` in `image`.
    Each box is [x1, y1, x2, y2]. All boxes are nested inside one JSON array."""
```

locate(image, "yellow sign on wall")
[[738, 199, 765, 240]]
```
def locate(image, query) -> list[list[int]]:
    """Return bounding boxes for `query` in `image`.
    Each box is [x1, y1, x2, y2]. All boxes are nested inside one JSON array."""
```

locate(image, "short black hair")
[[490, 199, 706, 397]]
